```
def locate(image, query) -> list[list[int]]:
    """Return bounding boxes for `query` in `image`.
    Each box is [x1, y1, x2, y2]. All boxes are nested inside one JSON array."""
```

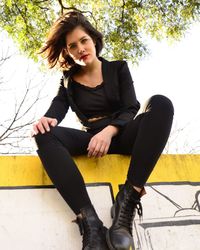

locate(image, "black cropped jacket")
[[44, 57, 140, 131]]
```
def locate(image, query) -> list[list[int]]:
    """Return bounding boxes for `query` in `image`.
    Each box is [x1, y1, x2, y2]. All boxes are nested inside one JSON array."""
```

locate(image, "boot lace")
[[118, 193, 143, 235], [73, 217, 92, 249]]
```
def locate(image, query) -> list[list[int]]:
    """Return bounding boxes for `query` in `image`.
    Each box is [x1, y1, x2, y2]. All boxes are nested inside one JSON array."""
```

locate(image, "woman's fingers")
[[31, 117, 58, 137], [96, 144, 107, 158], [50, 118, 58, 127], [88, 139, 108, 158], [31, 124, 39, 137], [87, 131, 112, 158], [87, 139, 97, 157], [42, 118, 51, 132], [97, 143, 110, 157], [92, 142, 102, 158], [36, 121, 46, 134]]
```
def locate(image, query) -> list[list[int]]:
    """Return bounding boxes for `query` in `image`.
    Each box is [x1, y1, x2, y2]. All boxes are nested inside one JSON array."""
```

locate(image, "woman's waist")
[[82, 115, 112, 133], [87, 115, 109, 123]]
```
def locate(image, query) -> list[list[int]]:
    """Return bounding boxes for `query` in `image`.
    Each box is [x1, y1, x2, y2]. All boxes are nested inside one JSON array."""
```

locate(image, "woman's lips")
[[80, 54, 89, 60]]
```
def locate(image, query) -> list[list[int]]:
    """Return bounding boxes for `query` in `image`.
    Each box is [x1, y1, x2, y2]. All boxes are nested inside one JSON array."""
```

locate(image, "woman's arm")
[[31, 77, 69, 136], [44, 77, 69, 124], [109, 61, 140, 128]]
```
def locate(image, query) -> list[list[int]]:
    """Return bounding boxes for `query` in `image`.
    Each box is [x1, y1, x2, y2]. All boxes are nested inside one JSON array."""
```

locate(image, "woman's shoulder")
[[62, 64, 80, 77], [100, 57, 127, 69]]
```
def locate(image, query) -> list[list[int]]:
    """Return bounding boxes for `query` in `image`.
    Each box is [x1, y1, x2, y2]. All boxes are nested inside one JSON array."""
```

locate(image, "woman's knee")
[[33, 127, 58, 148], [34, 132, 50, 148], [148, 94, 174, 115]]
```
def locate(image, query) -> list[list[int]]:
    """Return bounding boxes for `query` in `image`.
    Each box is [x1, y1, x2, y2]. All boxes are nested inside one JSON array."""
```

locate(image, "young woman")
[[32, 11, 174, 250]]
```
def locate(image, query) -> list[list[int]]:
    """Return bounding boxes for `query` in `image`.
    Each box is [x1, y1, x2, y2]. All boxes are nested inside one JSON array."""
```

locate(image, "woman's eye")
[[81, 38, 88, 43], [70, 44, 76, 49]]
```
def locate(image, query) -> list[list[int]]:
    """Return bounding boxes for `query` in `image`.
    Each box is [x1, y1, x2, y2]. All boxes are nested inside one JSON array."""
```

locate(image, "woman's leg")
[[107, 95, 174, 250], [34, 126, 93, 215], [34, 126, 109, 250], [110, 94, 174, 187]]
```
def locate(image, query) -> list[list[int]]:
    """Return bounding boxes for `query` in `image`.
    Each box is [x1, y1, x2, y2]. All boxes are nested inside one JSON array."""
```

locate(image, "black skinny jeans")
[[34, 95, 174, 215]]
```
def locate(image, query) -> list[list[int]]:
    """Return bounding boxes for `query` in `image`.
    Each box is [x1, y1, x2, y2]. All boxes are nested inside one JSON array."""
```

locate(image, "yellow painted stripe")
[[0, 155, 200, 196]]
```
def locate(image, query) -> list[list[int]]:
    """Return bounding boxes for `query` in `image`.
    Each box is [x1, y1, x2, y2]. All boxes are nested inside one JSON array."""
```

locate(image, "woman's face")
[[66, 26, 97, 66]]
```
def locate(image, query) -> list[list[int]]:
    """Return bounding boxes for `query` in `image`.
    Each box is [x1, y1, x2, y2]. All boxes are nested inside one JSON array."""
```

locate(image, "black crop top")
[[71, 80, 113, 119]]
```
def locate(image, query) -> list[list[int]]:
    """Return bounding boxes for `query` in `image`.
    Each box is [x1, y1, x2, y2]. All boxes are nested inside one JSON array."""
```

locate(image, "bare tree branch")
[[0, 54, 48, 154]]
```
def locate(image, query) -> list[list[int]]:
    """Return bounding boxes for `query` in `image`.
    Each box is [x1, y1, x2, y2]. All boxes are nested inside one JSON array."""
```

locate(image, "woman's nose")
[[78, 43, 85, 54]]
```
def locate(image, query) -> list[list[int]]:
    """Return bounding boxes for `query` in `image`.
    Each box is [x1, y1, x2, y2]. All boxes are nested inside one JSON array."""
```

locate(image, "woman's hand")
[[87, 125, 119, 158], [31, 117, 58, 137]]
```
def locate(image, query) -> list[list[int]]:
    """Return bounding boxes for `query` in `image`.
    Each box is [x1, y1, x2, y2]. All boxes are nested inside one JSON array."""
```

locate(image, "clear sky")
[[1, 22, 200, 154], [130, 22, 200, 153], [132, 22, 200, 122]]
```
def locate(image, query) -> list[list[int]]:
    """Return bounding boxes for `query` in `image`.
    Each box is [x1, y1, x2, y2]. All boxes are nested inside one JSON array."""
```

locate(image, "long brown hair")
[[40, 11, 103, 69]]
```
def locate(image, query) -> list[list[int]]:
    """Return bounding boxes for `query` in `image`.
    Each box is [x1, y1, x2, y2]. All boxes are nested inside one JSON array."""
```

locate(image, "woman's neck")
[[80, 57, 101, 75]]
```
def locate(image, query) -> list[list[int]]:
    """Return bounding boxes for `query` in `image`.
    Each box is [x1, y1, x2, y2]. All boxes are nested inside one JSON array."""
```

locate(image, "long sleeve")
[[109, 61, 140, 128], [44, 77, 69, 124]]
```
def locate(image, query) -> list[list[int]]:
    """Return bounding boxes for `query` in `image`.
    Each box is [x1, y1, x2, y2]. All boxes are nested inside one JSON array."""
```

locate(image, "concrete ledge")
[[1, 155, 200, 250], [0, 154, 200, 195]]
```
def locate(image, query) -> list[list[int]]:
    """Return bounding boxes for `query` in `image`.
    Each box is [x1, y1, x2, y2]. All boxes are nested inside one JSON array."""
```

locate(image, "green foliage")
[[0, 0, 199, 64], [0, 0, 56, 60]]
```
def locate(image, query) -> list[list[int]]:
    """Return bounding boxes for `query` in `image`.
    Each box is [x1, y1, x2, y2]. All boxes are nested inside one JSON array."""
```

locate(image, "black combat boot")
[[106, 180, 144, 250], [73, 205, 109, 250]]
